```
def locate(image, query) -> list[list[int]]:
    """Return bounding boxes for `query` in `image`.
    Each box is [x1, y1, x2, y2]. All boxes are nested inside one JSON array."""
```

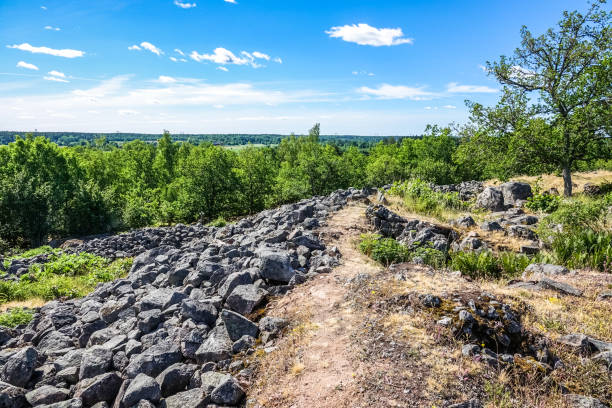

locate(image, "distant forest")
[[0, 131, 415, 148]]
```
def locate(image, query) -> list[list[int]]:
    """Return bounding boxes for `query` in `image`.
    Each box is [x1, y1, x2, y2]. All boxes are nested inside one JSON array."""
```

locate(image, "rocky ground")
[[0, 184, 610, 408]]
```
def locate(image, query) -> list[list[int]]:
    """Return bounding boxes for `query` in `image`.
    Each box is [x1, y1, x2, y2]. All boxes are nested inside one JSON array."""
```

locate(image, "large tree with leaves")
[[487, 0, 611, 196]]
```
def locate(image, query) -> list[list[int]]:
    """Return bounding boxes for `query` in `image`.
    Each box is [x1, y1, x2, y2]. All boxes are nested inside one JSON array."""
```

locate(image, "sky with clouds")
[[0, 0, 583, 135]]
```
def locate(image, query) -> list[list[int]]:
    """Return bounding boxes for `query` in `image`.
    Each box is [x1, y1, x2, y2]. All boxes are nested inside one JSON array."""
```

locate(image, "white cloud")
[[44, 25, 60, 31], [157, 75, 177, 83], [274, 57, 282, 64], [41, 6, 47, 10], [190, 47, 272, 68], [48, 70, 66, 78], [217, 66, 229, 72], [170, 56, 178, 62], [17, 61, 39, 70], [252, 51, 270, 60], [326, 23, 413, 46], [174, 0, 196, 8], [44, 76, 68, 83], [129, 42, 163, 55], [174, 48, 185, 56], [510, 65, 536, 79], [358, 84, 435, 100], [140, 42, 163, 55], [7, 43, 84, 58], [224, 0, 237, 3], [478, 64, 488, 73], [442, 105, 457, 109], [352, 70, 375, 77], [447, 82, 497, 93]]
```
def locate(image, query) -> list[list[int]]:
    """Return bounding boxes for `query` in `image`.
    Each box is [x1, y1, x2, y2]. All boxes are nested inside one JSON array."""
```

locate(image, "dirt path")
[[248, 202, 380, 408]]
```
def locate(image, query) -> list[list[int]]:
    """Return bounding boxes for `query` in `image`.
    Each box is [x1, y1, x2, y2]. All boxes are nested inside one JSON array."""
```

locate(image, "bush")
[[208, 216, 228, 228], [450, 250, 534, 280], [526, 192, 561, 213], [411, 246, 447, 268], [0, 308, 33, 328], [359, 234, 410, 266], [548, 230, 612, 271]]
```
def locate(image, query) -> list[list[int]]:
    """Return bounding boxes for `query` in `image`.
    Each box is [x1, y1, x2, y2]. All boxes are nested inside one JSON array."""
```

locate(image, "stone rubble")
[[0, 187, 369, 407]]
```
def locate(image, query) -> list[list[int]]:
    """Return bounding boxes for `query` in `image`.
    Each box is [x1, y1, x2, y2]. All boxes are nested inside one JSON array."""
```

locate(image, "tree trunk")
[[562, 164, 572, 197]]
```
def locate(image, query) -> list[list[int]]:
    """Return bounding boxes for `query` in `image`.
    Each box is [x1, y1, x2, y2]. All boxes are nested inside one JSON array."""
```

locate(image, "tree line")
[[0, 1, 609, 250]]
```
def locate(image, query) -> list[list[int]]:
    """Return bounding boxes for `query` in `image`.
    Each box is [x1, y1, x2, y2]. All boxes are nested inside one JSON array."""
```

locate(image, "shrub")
[[0, 308, 33, 328], [411, 246, 447, 268], [548, 230, 612, 271], [450, 250, 535, 280], [359, 234, 410, 266], [525, 193, 561, 213], [208, 216, 228, 228], [543, 199, 608, 231]]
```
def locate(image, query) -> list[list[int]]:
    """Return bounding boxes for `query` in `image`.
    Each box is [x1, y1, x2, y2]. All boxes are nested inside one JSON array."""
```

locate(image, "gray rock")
[[476, 187, 505, 211], [137, 309, 162, 334], [523, 263, 570, 278], [121, 374, 161, 407], [593, 351, 612, 371], [209, 375, 245, 405], [156, 363, 197, 397], [564, 394, 606, 408], [25, 385, 70, 406], [508, 225, 536, 240], [538, 278, 583, 297], [52, 349, 84, 372], [455, 216, 475, 228], [99, 299, 131, 324], [218, 271, 253, 299], [80, 346, 113, 380], [38, 331, 73, 353], [125, 342, 182, 378], [195, 326, 233, 363], [232, 335, 256, 354], [257, 249, 295, 283], [461, 344, 480, 357], [140, 288, 187, 312], [0, 346, 38, 387], [220, 309, 259, 342], [56, 366, 79, 384], [501, 182, 532, 206], [38, 398, 83, 408], [73, 372, 122, 406], [558, 334, 590, 350], [480, 221, 503, 231], [125, 340, 143, 358], [180, 299, 217, 326], [225, 284, 267, 315], [162, 388, 208, 408], [0, 383, 28, 408]]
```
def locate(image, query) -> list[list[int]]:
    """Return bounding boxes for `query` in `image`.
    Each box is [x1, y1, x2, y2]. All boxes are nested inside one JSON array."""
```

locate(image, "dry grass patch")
[[486, 170, 612, 193], [0, 298, 45, 312]]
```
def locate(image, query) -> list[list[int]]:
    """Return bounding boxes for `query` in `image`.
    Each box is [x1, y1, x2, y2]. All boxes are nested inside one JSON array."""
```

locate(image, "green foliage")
[[0, 254, 131, 304], [208, 216, 228, 228], [525, 192, 561, 213], [548, 230, 612, 271], [410, 246, 447, 269], [0, 308, 34, 328], [450, 250, 533, 280], [389, 179, 470, 219], [359, 234, 410, 266]]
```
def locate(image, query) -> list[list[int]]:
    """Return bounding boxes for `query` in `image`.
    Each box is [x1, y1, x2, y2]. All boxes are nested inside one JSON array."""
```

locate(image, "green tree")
[[237, 145, 277, 214], [487, 1, 611, 196]]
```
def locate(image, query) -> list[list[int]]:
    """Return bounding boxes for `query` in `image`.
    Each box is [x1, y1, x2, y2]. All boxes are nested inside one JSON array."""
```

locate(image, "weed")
[[0, 307, 34, 328]]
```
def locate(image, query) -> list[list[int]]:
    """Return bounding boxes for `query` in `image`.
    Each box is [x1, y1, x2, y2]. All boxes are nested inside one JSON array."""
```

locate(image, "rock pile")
[[365, 205, 458, 251], [431, 181, 484, 201], [0, 188, 368, 408], [476, 182, 533, 211]]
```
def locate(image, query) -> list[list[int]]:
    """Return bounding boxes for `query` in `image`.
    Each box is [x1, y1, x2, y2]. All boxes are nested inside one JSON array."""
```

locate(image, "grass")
[[388, 179, 471, 222], [488, 170, 612, 194], [0, 307, 34, 328], [0, 253, 132, 304]]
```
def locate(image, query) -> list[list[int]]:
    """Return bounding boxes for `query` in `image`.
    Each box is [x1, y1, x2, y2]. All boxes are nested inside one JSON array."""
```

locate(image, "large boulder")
[[125, 342, 182, 378], [156, 363, 198, 397], [523, 263, 569, 279], [162, 388, 209, 408], [73, 372, 122, 406], [79, 346, 113, 380], [225, 284, 267, 315], [25, 385, 70, 406], [180, 299, 217, 326], [257, 249, 295, 283], [121, 374, 161, 407], [476, 187, 505, 211], [501, 182, 532, 206], [0, 346, 38, 387], [195, 326, 233, 363], [220, 309, 259, 341]]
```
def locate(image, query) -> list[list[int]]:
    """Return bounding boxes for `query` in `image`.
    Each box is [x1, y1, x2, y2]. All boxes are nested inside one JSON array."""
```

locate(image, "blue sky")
[[0, 0, 585, 135]]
